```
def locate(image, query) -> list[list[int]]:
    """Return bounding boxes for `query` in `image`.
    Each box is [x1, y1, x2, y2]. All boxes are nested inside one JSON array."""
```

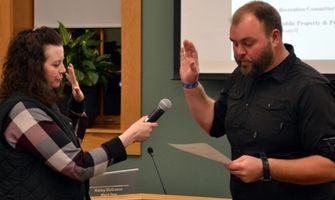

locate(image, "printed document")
[[169, 143, 231, 165]]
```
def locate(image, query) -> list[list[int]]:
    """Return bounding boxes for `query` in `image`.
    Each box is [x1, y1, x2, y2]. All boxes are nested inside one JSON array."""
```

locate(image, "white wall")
[[34, 0, 121, 28]]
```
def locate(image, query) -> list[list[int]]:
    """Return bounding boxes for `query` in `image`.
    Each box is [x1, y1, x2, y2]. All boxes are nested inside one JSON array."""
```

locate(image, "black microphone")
[[147, 147, 167, 194], [145, 99, 172, 122]]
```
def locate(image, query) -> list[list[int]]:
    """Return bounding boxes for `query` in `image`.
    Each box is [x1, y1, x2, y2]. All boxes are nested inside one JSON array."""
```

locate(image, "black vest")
[[0, 94, 89, 200]]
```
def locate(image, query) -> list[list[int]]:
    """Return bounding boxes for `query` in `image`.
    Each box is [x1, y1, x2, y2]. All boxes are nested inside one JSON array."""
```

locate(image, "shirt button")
[[253, 131, 257, 139]]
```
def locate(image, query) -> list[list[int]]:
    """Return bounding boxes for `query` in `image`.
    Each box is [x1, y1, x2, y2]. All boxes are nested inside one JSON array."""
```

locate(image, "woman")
[[0, 27, 158, 200]]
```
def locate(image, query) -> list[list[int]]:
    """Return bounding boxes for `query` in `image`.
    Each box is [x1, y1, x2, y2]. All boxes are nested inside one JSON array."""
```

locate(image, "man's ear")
[[270, 29, 281, 46]]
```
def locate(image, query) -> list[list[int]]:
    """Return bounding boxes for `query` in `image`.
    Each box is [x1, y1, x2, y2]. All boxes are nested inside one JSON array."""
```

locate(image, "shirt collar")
[[258, 44, 297, 83]]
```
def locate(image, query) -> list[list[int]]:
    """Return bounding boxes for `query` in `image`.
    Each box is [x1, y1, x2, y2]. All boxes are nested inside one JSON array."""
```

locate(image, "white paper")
[[169, 143, 231, 165]]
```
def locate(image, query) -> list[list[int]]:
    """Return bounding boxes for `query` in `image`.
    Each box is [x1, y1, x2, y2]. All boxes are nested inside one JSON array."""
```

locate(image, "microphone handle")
[[150, 155, 167, 194], [146, 108, 165, 122]]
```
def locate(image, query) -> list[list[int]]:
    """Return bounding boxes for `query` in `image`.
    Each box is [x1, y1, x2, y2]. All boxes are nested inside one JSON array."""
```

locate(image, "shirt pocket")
[[250, 98, 288, 138]]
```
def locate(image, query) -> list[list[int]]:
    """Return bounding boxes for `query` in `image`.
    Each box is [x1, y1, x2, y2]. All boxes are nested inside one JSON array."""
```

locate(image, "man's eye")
[[243, 41, 254, 47], [231, 42, 238, 48]]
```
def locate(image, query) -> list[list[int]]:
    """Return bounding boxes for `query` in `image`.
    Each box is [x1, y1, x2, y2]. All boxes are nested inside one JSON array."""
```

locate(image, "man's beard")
[[235, 42, 273, 77]]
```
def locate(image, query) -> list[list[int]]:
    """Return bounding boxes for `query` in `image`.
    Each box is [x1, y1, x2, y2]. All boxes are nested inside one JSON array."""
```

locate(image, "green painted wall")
[[109, 0, 232, 198]]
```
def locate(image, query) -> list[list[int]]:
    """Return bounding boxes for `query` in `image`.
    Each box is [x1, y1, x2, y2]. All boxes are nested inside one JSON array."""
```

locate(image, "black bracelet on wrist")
[[182, 81, 199, 89], [259, 152, 271, 181]]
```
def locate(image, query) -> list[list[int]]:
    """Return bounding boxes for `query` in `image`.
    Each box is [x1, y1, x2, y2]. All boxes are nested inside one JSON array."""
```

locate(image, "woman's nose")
[[60, 63, 66, 74]]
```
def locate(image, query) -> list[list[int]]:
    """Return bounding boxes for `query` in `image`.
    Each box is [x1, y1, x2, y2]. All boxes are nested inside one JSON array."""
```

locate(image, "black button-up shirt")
[[210, 44, 335, 200]]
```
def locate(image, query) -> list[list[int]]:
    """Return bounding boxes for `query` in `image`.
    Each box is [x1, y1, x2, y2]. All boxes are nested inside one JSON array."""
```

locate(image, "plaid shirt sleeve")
[[4, 101, 127, 181], [67, 97, 89, 143]]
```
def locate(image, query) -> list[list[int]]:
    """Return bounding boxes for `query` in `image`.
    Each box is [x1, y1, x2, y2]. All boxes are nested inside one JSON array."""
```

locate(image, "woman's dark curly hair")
[[0, 26, 64, 106]]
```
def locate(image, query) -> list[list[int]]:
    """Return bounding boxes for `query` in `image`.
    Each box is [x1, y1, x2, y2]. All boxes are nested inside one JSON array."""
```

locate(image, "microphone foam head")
[[158, 99, 172, 111]]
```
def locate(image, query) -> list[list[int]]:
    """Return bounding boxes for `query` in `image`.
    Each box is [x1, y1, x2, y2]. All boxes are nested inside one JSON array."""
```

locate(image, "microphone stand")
[[148, 147, 167, 194]]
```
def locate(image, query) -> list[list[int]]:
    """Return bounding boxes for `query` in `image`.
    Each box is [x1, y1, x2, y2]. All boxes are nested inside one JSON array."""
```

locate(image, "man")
[[180, 1, 335, 199]]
